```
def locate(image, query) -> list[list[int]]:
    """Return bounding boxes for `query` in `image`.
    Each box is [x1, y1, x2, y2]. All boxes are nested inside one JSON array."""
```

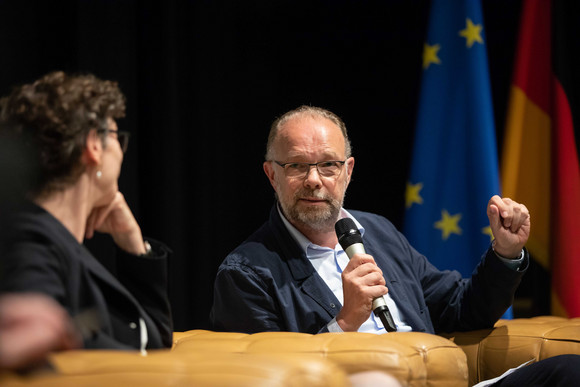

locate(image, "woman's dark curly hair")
[[0, 71, 126, 197]]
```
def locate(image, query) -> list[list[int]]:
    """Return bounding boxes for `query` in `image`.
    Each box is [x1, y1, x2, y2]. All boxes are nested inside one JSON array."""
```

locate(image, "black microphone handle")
[[374, 304, 397, 333], [343, 242, 398, 333]]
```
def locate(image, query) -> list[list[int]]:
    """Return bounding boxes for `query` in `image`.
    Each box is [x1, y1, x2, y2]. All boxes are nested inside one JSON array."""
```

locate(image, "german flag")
[[501, 0, 580, 317]]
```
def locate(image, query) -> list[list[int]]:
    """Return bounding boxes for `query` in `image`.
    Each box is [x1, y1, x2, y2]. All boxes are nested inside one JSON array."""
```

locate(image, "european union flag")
[[404, 0, 511, 318]]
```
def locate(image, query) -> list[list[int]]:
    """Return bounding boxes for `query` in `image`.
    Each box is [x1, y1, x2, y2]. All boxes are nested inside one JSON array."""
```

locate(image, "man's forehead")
[[275, 131, 343, 160], [277, 114, 343, 144]]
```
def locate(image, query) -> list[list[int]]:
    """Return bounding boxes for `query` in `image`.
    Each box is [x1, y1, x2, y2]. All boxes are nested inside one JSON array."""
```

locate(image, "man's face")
[[263, 114, 354, 233]]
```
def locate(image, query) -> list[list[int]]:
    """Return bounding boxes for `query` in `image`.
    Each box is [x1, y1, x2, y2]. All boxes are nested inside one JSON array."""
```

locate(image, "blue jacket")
[[210, 205, 527, 334]]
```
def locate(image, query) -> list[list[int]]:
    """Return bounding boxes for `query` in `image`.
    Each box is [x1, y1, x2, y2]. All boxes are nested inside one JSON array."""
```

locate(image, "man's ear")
[[82, 130, 103, 166], [345, 156, 355, 185], [263, 161, 278, 191]]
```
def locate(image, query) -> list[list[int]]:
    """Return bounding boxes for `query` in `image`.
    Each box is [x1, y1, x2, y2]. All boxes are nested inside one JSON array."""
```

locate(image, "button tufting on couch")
[[2, 316, 579, 387], [172, 330, 468, 386]]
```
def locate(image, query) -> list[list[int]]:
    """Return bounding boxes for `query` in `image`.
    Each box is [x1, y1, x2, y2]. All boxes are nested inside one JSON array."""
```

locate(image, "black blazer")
[[210, 205, 527, 334], [0, 203, 173, 350]]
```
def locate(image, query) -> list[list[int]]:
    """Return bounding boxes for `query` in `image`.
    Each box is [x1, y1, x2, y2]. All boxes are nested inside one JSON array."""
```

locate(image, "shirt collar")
[[277, 203, 365, 255]]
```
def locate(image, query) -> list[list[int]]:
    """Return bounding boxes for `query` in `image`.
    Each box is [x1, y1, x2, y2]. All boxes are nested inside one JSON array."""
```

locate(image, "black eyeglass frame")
[[96, 128, 130, 153], [272, 160, 347, 178]]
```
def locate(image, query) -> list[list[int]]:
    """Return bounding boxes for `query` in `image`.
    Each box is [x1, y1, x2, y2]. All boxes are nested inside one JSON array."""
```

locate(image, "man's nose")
[[303, 165, 322, 189]]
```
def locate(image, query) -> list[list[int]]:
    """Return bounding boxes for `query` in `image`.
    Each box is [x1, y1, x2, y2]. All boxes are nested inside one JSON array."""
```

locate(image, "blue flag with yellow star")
[[404, 0, 512, 318]]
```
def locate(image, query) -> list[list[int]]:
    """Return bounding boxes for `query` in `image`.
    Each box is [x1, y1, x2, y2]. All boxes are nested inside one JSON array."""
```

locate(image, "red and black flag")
[[501, 0, 580, 317]]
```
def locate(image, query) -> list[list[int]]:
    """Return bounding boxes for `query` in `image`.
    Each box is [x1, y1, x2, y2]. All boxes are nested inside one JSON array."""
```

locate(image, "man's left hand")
[[487, 195, 531, 258]]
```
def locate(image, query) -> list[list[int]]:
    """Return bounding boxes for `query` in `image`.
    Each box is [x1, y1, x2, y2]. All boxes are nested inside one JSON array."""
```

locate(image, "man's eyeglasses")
[[273, 160, 346, 179], [97, 129, 130, 153]]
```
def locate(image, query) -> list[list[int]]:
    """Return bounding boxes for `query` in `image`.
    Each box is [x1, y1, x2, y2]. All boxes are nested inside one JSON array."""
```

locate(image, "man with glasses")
[[211, 106, 580, 384], [211, 104, 530, 336]]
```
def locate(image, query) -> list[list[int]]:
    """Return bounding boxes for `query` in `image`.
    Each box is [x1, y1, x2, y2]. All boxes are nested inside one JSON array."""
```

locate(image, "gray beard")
[[278, 189, 344, 233]]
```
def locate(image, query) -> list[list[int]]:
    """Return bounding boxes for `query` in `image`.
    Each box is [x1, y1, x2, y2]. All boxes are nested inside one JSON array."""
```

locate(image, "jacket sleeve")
[[210, 257, 287, 333], [0, 239, 68, 301], [420, 246, 528, 333], [358, 211, 528, 334]]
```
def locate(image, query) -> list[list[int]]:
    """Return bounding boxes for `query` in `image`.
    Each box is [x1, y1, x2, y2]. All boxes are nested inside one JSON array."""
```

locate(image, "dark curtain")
[[0, 0, 527, 331]]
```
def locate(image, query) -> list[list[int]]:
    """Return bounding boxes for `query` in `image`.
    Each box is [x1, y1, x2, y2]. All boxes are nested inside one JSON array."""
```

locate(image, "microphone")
[[335, 218, 397, 332]]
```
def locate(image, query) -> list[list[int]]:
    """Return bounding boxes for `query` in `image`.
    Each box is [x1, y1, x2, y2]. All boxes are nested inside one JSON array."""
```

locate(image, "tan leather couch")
[[172, 330, 468, 386], [443, 316, 580, 386], [0, 351, 349, 387], [2, 316, 579, 386]]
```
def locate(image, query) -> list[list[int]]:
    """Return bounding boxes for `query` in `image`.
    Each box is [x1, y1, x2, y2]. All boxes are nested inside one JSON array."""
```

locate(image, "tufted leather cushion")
[[0, 350, 348, 387], [442, 316, 580, 385], [173, 330, 468, 386], [6, 317, 577, 386]]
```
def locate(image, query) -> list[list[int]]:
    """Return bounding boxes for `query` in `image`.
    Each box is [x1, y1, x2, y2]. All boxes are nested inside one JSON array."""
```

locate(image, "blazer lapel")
[[77, 244, 143, 309], [270, 205, 341, 318]]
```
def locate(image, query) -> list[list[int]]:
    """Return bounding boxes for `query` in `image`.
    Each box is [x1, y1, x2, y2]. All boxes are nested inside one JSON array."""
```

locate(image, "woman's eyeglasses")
[[97, 129, 130, 153]]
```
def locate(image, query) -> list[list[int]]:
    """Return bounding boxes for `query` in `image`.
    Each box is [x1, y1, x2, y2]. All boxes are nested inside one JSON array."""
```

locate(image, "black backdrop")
[[1, 0, 535, 331]]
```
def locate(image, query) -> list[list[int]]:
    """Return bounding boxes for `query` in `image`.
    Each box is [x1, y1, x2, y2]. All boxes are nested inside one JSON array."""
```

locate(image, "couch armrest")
[[173, 330, 468, 386], [442, 316, 580, 386]]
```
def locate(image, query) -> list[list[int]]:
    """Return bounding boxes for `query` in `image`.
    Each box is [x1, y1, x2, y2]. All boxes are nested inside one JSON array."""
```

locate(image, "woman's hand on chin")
[[85, 192, 147, 255]]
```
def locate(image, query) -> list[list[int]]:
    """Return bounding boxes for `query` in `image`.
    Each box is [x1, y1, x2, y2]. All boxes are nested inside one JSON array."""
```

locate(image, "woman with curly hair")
[[0, 72, 172, 355]]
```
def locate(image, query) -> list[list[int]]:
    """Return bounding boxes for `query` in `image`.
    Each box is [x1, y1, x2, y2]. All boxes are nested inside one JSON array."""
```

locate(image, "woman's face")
[[93, 118, 124, 206]]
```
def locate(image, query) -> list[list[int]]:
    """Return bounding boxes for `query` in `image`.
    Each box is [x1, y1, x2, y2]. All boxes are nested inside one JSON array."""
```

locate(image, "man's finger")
[[488, 204, 503, 231]]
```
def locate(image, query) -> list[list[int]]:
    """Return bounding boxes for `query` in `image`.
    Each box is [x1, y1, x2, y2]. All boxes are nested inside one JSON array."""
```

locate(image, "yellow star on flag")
[[481, 226, 494, 243], [405, 182, 424, 208], [434, 209, 462, 240], [459, 18, 483, 48], [423, 43, 441, 69]]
